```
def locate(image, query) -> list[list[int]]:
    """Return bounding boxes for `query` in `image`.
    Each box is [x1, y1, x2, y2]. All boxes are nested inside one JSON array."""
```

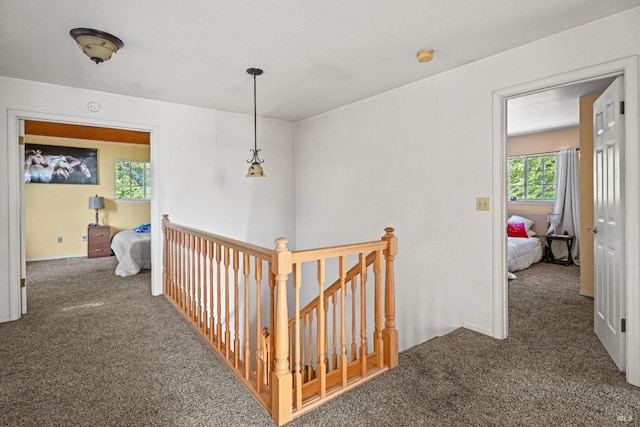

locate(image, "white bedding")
[[507, 237, 542, 273], [111, 230, 151, 277]]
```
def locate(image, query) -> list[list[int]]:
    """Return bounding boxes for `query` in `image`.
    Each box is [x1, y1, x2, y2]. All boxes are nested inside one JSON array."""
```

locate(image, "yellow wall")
[[507, 127, 579, 216], [25, 135, 150, 260]]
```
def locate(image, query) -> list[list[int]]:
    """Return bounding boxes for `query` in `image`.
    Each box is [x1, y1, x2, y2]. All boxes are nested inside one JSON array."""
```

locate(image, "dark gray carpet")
[[1, 258, 638, 426]]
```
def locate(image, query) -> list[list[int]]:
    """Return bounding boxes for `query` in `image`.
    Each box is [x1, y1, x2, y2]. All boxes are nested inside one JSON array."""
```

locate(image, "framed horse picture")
[[25, 143, 97, 185]]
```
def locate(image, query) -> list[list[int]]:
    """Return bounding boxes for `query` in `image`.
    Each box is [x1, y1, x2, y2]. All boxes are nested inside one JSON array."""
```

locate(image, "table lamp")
[[88, 195, 105, 226], [547, 213, 561, 236]]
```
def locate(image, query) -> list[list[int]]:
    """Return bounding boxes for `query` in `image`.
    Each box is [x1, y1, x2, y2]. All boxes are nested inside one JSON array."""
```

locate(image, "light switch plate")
[[476, 197, 490, 211]]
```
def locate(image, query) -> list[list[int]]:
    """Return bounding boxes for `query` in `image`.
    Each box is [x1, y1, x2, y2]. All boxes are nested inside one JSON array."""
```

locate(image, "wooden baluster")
[[165, 226, 172, 298], [224, 246, 231, 358], [168, 229, 177, 302], [185, 234, 190, 318], [332, 293, 338, 370], [195, 236, 202, 329], [322, 293, 331, 372], [288, 323, 294, 373], [350, 277, 357, 362], [216, 242, 222, 350], [359, 252, 368, 377], [324, 296, 330, 372], [300, 314, 307, 382], [244, 253, 251, 380], [262, 327, 271, 388], [200, 238, 207, 333], [374, 249, 383, 368], [189, 234, 195, 322], [208, 241, 215, 341], [317, 259, 326, 397], [307, 311, 314, 381], [170, 229, 176, 301], [175, 231, 181, 307], [339, 255, 348, 387], [179, 231, 185, 311], [255, 259, 264, 392], [269, 272, 275, 366], [234, 250, 240, 367], [382, 227, 398, 369], [293, 262, 302, 409], [162, 215, 169, 295], [183, 232, 188, 312], [270, 237, 292, 426]]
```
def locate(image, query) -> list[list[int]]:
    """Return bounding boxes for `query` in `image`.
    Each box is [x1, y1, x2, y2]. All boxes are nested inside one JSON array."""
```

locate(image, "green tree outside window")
[[508, 154, 556, 201], [115, 160, 151, 200]]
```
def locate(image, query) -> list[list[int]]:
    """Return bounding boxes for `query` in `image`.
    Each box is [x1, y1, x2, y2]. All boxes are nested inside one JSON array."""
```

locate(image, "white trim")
[[462, 321, 493, 337], [27, 255, 86, 262], [7, 110, 162, 321], [492, 56, 640, 386]]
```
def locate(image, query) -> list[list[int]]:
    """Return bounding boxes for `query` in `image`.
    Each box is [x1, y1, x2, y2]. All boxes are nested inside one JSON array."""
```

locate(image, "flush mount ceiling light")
[[70, 28, 124, 64], [246, 67, 266, 177], [417, 49, 434, 63]]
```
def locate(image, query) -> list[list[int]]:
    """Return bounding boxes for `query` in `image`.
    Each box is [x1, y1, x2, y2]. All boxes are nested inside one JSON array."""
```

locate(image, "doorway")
[[7, 110, 161, 320], [491, 56, 640, 386]]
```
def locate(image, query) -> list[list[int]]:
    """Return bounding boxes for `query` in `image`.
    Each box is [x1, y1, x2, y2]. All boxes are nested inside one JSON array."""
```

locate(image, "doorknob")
[[587, 226, 598, 234]]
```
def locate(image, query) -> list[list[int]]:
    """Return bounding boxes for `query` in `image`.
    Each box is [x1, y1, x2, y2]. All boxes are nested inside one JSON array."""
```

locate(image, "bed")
[[111, 229, 151, 277], [507, 213, 545, 276]]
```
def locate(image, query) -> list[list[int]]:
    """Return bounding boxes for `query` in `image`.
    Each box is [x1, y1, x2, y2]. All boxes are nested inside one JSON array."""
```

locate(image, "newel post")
[[382, 227, 398, 369], [162, 214, 170, 296], [271, 238, 293, 425]]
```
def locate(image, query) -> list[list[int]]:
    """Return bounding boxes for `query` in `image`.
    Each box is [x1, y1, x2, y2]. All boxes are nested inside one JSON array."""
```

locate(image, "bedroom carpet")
[[1, 258, 638, 426]]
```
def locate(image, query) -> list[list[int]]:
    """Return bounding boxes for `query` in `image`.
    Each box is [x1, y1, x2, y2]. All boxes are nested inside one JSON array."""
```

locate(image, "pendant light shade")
[[246, 68, 265, 177]]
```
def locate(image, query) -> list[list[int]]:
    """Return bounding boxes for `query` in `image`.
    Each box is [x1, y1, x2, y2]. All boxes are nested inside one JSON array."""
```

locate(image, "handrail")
[[164, 220, 273, 259], [162, 215, 398, 426], [291, 240, 387, 262]]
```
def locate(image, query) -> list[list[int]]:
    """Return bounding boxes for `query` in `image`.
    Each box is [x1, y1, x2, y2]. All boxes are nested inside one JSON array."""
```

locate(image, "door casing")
[[7, 109, 161, 321], [492, 56, 640, 386]]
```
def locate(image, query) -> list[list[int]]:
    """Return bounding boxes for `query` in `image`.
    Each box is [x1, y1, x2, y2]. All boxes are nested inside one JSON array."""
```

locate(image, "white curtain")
[[549, 148, 581, 264]]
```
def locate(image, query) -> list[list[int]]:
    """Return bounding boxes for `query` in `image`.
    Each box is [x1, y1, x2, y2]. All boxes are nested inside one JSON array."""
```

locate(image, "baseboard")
[[462, 321, 493, 337], [579, 290, 594, 298], [27, 254, 86, 262]]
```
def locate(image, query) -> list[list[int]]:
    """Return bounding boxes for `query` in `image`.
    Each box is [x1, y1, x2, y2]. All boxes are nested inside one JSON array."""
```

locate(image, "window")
[[115, 160, 151, 200], [508, 154, 556, 201]]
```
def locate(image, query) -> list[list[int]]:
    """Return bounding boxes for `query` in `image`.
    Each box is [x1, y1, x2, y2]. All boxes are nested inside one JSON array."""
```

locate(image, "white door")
[[19, 120, 27, 314], [593, 76, 625, 371]]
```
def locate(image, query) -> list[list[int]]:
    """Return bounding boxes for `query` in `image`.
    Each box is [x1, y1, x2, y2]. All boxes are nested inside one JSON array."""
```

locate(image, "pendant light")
[[246, 68, 265, 177]]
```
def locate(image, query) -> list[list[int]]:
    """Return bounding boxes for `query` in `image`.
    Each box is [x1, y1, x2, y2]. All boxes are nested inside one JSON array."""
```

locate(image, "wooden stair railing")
[[162, 215, 398, 426]]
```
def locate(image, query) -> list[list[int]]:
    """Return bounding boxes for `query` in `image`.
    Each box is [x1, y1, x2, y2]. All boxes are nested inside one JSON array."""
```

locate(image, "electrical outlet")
[[82, 235, 87, 242], [476, 197, 490, 211], [57, 236, 63, 243]]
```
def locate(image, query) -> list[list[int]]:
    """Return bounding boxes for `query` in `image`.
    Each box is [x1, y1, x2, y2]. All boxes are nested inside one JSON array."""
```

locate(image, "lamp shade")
[[247, 162, 266, 177], [88, 196, 105, 210]]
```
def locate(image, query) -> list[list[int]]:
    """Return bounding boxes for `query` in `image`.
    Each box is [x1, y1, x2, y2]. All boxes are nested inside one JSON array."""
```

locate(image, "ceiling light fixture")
[[246, 67, 265, 177], [417, 49, 434, 63], [70, 28, 124, 64]]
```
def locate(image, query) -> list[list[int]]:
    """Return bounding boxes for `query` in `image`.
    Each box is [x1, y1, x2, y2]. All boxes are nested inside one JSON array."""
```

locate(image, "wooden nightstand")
[[88, 225, 110, 258]]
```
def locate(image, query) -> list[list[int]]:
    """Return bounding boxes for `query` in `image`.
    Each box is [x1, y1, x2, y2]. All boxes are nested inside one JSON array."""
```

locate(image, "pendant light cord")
[[254, 73, 257, 152]]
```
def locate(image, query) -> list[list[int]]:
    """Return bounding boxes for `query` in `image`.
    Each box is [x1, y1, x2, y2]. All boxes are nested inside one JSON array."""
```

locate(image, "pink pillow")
[[507, 222, 529, 238]]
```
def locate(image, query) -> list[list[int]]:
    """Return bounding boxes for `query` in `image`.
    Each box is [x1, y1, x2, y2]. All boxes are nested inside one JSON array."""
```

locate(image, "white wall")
[[0, 78, 295, 322], [294, 7, 640, 352]]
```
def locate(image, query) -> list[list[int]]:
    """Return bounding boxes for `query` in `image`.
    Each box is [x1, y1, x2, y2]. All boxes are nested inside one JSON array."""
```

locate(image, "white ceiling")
[[507, 78, 616, 136], [1, 1, 639, 123]]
